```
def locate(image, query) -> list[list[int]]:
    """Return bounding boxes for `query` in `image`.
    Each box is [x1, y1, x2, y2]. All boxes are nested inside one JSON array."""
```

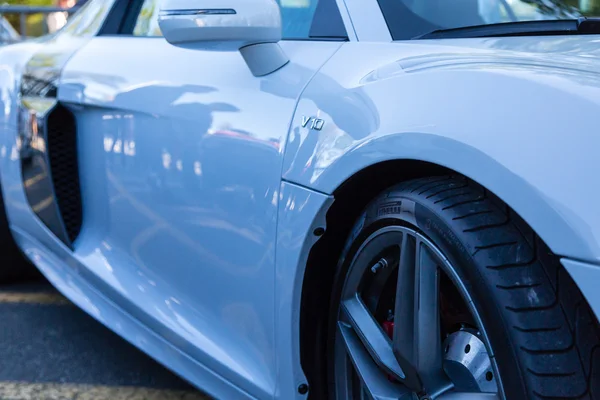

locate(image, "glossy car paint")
[[56, 36, 342, 399], [1, 0, 115, 252], [284, 37, 600, 265], [562, 258, 600, 322], [9, 224, 253, 398], [159, 0, 283, 49], [0, 1, 599, 400]]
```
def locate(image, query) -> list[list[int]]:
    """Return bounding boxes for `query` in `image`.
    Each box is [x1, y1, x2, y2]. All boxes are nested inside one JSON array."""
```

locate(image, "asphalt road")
[[0, 277, 210, 400]]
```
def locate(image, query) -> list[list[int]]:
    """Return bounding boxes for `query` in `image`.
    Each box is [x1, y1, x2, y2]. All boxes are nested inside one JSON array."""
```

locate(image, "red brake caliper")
[[382, 320, 394, 338], [382, 317, 396, 382]]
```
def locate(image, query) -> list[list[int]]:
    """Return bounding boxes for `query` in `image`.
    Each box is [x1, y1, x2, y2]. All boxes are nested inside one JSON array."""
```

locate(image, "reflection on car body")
[[0, 0, 600, 399]]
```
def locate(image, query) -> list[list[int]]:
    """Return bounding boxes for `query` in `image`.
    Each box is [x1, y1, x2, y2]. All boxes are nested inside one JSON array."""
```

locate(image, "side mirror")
[[159, 0, 289, 76]]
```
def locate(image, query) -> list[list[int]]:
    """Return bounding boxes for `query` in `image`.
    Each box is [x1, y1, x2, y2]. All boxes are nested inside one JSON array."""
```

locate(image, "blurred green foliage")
[[1, 0, 54, 37]]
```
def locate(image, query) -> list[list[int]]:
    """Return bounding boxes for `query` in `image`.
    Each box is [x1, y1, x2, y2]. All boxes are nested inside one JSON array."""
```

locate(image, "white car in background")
[[0, 0, 599, 399], [0, 16, 20, 45]]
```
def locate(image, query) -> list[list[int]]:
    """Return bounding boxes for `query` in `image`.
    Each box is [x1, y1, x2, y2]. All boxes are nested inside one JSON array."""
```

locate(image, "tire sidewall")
[[327, 192, 527, 399]]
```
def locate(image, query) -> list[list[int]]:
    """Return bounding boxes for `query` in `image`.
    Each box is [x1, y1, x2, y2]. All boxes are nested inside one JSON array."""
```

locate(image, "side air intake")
[[46, 105, 82, 244]]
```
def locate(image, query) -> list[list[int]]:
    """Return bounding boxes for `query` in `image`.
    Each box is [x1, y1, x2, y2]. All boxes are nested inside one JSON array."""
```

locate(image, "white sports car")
[[0, 0, 599, 399]]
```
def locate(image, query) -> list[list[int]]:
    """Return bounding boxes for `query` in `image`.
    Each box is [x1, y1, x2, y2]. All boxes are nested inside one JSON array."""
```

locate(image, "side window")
[[278, 0, 318, 39], [126, 0, 346, 40], [132, 0, 162, 37], [278, 0, 347, 40]]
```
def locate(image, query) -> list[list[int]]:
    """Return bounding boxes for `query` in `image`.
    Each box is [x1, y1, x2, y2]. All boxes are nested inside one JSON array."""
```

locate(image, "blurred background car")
[[0, 14, 19, 44], [0, 0, 87, 42]]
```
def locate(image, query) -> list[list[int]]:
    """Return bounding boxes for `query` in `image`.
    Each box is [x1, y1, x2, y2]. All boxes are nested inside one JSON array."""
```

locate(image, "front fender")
[[283, 38, 600, 263]]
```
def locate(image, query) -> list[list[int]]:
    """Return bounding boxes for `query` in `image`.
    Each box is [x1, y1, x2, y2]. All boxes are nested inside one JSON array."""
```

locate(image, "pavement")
[[0, 278, 210, 400]]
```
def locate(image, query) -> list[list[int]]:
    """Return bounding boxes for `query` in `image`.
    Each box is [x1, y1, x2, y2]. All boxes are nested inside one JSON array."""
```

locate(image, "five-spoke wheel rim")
[[334, 226, 504, 400]]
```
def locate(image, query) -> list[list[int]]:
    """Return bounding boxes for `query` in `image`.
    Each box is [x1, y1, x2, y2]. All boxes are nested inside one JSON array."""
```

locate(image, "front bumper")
[[562, 258, 600, 323]]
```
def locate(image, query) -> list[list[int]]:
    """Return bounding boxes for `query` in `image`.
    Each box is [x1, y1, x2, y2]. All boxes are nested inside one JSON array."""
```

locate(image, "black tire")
[[0, 190, 40, 282], [328, 175, 600, 399]]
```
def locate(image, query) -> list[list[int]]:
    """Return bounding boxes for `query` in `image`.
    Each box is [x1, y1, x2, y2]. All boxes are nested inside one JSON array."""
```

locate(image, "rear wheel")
[[328, 176, 600, 399]]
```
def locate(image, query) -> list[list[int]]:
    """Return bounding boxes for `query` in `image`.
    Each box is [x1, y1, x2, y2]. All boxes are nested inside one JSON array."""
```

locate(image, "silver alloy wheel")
[[334, 226, 504, 400]]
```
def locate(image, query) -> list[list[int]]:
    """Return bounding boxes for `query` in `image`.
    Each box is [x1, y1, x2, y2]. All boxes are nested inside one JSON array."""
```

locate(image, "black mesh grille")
[[46, 105, 82, 244]]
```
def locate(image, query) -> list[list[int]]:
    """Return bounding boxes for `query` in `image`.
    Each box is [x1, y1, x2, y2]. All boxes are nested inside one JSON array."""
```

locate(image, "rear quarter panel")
[[283, 37, 600, 263]]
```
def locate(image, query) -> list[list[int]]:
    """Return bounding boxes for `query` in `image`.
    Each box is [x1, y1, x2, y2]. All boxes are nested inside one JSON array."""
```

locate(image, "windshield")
[[380, 0, 598, 39]]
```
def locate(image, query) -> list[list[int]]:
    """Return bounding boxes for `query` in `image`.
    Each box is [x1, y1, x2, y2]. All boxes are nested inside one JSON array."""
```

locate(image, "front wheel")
[[328, 176, 600, 399]]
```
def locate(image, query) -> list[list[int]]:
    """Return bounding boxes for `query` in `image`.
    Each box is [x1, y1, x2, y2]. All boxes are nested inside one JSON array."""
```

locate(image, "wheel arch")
[[299, 159, 451, 398], [298, 156, 593, 397]]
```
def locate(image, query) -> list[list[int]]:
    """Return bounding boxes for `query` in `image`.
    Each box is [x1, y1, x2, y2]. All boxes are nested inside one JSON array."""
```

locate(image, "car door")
[[58, 0, 347, 397]]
